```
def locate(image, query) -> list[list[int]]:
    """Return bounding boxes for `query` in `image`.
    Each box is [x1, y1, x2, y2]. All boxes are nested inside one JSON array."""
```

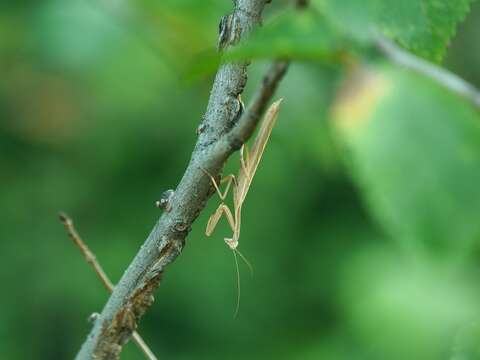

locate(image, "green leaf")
[[451, 322, 480, 360], [341, 247, 479, 359], [332, 65, 480, 255], [226, 10, 351, 62], [313, 0, 473, 62]]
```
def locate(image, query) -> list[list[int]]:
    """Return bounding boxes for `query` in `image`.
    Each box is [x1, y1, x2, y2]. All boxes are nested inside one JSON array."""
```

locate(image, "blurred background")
[[1, 0, 480, 359]]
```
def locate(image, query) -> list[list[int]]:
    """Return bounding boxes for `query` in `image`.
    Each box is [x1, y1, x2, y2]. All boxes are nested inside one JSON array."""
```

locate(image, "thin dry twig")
[[59, 212, 113, 291], [59, 212, 158, 360]]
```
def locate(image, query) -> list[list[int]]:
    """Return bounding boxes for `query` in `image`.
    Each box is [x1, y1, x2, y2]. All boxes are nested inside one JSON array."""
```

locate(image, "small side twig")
[[375, 34, 480, 108], [59, 212, 158, 360], [228, 60, 289, 145], [59, 212, 113, 291]]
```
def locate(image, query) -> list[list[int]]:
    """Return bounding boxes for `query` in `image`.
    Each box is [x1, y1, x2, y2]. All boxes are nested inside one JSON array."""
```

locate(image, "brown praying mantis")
[[202, 99, 282, 315]]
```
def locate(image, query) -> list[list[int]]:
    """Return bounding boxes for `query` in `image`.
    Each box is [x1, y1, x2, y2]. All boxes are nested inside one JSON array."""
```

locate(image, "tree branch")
[[59, 213, 157, 360], [375, 34, 480, 108], [75, 1, 289, 359]]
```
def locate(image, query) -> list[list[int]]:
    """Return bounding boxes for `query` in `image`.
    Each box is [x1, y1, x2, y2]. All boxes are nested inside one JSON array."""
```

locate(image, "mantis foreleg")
[[206, 203, 235, 237]]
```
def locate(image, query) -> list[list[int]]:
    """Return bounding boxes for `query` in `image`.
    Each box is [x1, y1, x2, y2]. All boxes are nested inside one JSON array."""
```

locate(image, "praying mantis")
[[202, 99, 282, 315]]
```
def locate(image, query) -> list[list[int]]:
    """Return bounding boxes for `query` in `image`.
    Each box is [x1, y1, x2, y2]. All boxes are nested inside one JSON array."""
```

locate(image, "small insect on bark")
[[202, 99, 283, 315]]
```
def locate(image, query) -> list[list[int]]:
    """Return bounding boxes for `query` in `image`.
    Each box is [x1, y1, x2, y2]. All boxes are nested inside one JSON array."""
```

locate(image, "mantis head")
[[224, 238, 238, 250]]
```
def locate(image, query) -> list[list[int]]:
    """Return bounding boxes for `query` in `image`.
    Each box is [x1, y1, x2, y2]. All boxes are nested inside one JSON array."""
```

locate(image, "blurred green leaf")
[[340, 247, 480, 360], [139, 0, 228, 54], [332, 65, 480, 256], [226, 10, 351, 62], [451, 321, 480, 360], [313, 0, 473, 61]]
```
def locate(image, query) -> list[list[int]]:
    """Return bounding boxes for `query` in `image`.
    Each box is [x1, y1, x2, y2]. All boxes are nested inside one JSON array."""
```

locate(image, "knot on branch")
[[225, 94, 245, 129], [156, 189, 175, 212], [196, 121, 207, 135], [96, 307, 136, 360], [88, 312, 100, 324], [173, 220, 191, 237]]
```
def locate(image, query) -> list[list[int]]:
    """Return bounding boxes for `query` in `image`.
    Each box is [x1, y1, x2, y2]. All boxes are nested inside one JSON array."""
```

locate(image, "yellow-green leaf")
[[332, 65, 480, 255]]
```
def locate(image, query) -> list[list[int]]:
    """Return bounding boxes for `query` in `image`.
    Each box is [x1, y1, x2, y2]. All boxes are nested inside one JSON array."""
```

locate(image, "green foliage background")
[[1, 0, 480, 359]]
